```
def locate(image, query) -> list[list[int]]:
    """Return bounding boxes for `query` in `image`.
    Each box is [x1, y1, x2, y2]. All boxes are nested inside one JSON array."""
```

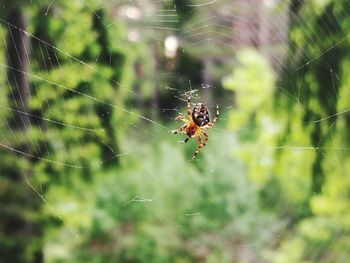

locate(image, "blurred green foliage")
[[222, 1, 350, 262], [0, 0, 349, 263]]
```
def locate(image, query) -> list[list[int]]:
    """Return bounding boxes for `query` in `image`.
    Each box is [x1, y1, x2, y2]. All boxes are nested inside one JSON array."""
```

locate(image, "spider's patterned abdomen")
[[192, 103, 210, 126]]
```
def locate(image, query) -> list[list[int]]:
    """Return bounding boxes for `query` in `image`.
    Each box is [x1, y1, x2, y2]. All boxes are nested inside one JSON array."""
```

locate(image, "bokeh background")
[[1, 0, 350, 262]]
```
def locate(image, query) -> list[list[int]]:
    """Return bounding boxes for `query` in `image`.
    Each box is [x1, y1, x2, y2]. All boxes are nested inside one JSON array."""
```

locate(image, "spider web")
[[0, 0, 349, 262]]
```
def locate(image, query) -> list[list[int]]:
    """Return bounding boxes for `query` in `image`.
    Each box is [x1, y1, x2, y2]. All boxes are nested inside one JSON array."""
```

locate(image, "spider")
[[172, 96, 219, 161]]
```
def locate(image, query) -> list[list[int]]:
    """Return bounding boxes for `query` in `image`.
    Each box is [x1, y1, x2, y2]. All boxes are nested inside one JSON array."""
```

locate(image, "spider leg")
[[201, 130, 209, 146], [172, 123, 188, 134], [202, 123, 213, 129], [178, 137, 190, 144], [175, 115, 189, 123], [211, 104, 219, 124], [189, 135, 203, 162], [187, 96, 192, 119]]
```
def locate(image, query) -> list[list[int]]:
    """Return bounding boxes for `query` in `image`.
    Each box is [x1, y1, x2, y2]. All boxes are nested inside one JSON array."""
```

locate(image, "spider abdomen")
[[192, 103, 210, 126]]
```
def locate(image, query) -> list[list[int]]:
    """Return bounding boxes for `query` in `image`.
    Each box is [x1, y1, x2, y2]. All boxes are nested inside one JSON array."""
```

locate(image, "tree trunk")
[[3, 8, 43, 263], [7, 8, 31, 130]]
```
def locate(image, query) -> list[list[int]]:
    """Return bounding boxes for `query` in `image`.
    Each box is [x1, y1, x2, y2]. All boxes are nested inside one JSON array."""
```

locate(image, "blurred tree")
[[271, 0, 350, 261], [223, 0, 350, 262], [1, 0, 130, 261], [0, 2, 44, 262]]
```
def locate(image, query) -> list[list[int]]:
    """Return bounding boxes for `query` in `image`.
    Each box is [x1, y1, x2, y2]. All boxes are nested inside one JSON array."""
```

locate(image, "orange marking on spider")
[[172, 95, 219, 161]]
